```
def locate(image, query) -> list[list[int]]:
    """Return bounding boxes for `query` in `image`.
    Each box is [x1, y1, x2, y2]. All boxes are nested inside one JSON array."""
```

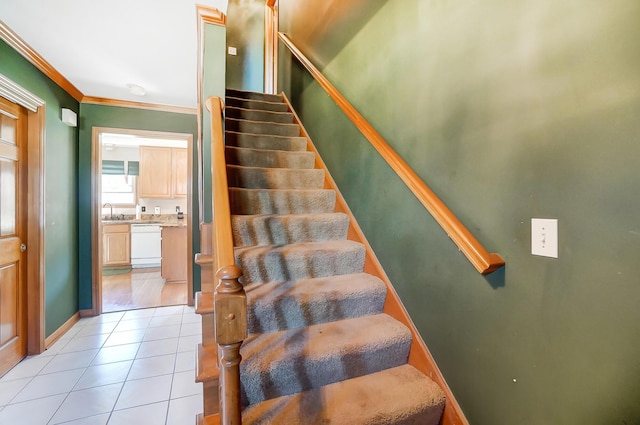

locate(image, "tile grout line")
[[1, 304, 201, 425]]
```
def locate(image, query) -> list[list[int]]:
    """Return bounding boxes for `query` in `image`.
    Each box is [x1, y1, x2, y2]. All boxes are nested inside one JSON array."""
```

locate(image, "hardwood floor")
[[102, 267, 187, 313]]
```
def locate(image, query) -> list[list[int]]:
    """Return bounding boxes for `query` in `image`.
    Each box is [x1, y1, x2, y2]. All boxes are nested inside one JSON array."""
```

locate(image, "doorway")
[[91, 128, 194, 315]]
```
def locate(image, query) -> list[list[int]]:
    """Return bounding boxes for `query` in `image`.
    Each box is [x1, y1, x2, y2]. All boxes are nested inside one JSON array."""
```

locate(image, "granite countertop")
[[102, 214, 187, 227]]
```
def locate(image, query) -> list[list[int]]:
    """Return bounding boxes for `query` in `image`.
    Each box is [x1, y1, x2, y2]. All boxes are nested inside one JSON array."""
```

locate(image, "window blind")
[[102, 160, 139, 176], [102, 160, 124, 175]]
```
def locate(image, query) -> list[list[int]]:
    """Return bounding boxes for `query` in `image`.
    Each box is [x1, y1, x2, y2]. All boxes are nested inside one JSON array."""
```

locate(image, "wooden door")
[[0, 97, 27, 376]]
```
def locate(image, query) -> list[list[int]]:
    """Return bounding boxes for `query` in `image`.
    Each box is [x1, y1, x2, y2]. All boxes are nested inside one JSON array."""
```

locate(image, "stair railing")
[[205, 96, 247, 425], [278, 33, 505, 275]]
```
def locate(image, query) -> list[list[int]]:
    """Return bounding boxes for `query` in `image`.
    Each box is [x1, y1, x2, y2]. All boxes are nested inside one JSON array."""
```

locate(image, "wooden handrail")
[[205, 97, 247, 425], [278, 33, 505, 275], [206, 97, 235, 270]]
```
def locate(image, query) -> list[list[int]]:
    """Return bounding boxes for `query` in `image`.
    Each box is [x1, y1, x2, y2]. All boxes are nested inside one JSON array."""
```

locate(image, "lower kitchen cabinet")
[[161, 226, 187, 282], [102, 224, 130, 267]]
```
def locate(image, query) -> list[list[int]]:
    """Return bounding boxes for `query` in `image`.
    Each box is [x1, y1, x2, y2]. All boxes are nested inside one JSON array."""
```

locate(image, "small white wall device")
[[61, 108, 77, 127]]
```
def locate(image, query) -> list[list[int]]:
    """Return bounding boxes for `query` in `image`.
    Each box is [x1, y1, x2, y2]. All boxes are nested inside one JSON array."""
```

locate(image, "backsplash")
[[103, 198, 188, 218]]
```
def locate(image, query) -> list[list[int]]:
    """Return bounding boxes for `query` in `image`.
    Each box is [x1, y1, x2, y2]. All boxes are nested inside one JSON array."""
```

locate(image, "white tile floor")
[[0, 305, 203, 425]]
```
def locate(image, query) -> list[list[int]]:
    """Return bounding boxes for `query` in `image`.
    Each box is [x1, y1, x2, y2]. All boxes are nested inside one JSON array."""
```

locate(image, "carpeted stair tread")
[[229, 188, 336, 215], [245, 273, 387, 333], [227, 165, 325, 190], [231, 213, 350, 246], [225, 146, 315, 169], [240, 313, 412, 406], [226, 131, 307, 152], [235, 240, 366, 284], [226, 88, 283, 103], [226, 96, 290, 113], [226, 106, 294, 124], [226, 117, 300, 137], [241, 364, 446, 425]]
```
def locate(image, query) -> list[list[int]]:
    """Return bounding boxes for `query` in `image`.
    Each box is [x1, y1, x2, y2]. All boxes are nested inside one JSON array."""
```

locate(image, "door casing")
[[90, 127, 195, 316]]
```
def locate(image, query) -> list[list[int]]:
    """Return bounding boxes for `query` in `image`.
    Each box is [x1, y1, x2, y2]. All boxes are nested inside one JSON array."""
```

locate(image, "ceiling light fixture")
[[126, 83, 146, 96]]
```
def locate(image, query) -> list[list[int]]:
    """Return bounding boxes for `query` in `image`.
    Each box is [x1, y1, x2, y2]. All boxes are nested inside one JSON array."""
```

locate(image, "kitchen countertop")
[[102, 214, 187, 228]]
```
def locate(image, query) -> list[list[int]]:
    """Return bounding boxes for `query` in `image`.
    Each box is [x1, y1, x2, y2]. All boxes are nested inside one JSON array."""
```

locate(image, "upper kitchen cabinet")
[[172, 148, 188, 198], [139, 146, 187, 198]]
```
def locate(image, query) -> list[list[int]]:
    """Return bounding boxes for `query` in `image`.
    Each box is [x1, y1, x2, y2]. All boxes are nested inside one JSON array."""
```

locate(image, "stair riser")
[[235, 243, 365, 284], [201, 314, 214, 346], [203, 380, 220, 416], [226, 118, 300, 137], [229, 189, 336, 215], [226, 131, 307, 152], [227, 166, 325, 190], [247, 282, 386, 333], [226, 107, 294, 124], [226, 96, 290, 113], [241, 365, 446, 425], [225, 146, 315, 169], [240, 334, 411, 406], [226, 89, 282, 103], [232, 213, 350, 247]]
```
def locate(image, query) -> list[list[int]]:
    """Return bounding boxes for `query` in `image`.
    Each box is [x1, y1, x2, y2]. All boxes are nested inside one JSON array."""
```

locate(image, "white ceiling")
[[0, 0, 228, 108]]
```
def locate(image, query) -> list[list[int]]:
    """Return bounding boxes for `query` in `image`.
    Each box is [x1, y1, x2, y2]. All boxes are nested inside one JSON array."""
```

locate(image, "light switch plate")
[[154, 206, 161, 215], [228, 46, 237, 55], [531, 218, 558, 258]]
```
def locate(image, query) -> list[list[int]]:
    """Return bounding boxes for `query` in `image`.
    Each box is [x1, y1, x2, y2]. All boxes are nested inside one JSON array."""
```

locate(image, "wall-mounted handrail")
[[278, 33, 505, 275], [205, 97, 247, 425]]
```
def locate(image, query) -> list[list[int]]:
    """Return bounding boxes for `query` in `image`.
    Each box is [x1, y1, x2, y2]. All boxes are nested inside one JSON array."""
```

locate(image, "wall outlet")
[[228, 46, 237, 56], [154, 206, 161, 215], [531, 218, 558, 258]]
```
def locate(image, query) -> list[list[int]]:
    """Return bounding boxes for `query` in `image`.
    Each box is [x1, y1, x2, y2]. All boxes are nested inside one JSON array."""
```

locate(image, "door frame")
[[90, 127, 194, 316], [0, 73, 46, 355]]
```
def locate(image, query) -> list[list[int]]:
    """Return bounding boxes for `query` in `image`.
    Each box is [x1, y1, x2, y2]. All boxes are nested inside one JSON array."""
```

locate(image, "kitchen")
[[99, 131, 192, 312]]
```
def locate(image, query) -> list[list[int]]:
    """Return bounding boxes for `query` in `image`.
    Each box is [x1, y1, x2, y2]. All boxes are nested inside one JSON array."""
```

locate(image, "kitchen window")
[[102, 174, 137, 205], [102, 160, 139, 206]]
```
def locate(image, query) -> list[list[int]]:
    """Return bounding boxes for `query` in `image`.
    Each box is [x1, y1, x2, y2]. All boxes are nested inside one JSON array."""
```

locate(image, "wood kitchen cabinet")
[[102, 224, 130, 267], [172, 148, 188, 197], [139, 146, 187, 198], [161, 226, 187, 282]]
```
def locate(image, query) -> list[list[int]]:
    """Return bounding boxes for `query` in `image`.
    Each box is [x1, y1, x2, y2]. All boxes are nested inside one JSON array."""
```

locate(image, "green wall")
[[201, 22, 227, 223], [78, 104, 199, 308], [0, 40, 79, 337], [226, 0, 264, 92], [279, 0, 640, 423]]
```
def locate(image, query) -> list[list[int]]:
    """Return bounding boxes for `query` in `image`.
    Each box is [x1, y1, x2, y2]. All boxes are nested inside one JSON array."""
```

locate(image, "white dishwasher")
[[130, 224, 162, 268]]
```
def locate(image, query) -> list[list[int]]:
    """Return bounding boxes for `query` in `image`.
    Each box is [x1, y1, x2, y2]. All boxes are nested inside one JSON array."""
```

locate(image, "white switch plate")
[[228, 46, 237, 55], [531, 218, 558, 258], [154, 206, 161, 215]]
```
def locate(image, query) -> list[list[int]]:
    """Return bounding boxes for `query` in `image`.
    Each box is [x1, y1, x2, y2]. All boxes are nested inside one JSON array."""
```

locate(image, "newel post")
[[214, 265, 247, 425]]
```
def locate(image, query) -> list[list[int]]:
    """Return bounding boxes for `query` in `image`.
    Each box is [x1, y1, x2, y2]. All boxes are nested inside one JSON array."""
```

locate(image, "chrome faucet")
[[103, 202, 113, 220]]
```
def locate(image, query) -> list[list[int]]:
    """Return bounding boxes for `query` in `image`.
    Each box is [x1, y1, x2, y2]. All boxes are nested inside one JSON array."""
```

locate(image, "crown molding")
[[0, 73, 45, 112], [0, 19, 84, 102], [81, 96, 197, 115], [196, 5, 226, 26]]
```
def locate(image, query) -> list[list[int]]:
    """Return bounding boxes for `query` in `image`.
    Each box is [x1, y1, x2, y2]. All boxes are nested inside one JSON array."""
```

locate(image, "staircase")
[[195, 88, 447, 424]]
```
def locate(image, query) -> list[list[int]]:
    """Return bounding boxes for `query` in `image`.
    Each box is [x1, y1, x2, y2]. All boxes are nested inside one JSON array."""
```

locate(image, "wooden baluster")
[[214, 265, 247, 425]]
